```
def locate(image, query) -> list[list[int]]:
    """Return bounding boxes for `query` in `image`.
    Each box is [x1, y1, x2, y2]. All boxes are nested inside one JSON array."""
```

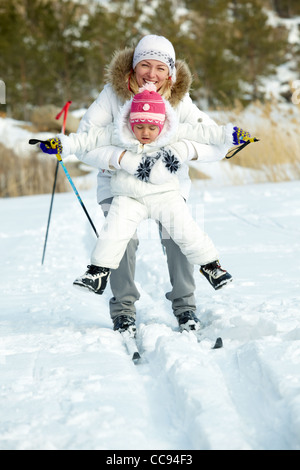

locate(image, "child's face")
[[133, 124, 160, 144]]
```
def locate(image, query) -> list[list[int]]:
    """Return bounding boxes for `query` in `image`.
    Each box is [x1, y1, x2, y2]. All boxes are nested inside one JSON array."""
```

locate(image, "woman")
[[74, 35, 230, 335]]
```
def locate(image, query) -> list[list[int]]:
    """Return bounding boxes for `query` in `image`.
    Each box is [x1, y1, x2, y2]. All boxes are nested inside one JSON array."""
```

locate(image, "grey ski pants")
[[100, 197, 196, 322]]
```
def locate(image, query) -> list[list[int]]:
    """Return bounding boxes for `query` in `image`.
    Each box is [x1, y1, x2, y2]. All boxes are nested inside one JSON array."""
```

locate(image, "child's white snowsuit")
[[91, 189, 218, 269], [89, 100, 224, 269]]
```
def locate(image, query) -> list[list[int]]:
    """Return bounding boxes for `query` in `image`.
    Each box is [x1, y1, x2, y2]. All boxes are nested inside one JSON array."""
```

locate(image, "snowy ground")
[[1, 174, 300, 450]]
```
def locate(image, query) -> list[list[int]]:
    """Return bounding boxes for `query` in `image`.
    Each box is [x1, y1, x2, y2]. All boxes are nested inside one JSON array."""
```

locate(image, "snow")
[[0, 117, 53, 158], [265, 9, 300, 45], [1, 172, 300, 450]]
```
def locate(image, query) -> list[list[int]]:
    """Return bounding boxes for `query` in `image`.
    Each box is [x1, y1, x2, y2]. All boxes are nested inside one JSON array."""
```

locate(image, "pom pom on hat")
[[130, 83, 166, 134], [133, 35, 176, 83]]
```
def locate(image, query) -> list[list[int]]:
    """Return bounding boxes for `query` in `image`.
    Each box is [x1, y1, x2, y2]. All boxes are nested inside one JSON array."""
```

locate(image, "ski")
[[120, 330, 141, 363], [182, 327, 223, 349], [212, 337, 223, 349], [193, 330, 223, 349], [178, 313, 223, 349]]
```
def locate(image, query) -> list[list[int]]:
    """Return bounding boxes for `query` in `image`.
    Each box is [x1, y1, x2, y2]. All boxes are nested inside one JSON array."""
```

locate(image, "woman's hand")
[[232, 127, 254, 145], [39, 137, 63, 155]]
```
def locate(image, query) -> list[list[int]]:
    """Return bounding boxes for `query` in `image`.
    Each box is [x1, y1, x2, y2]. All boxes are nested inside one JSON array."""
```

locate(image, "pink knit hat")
[[130, 83, 166, 134]]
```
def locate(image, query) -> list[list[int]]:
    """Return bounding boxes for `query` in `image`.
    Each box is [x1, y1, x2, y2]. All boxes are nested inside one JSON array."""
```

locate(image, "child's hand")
[[120, 142, 190, 184], [148, 143, 190, 184], [119, 150, 173, 183], [119, 151, 152, 180]]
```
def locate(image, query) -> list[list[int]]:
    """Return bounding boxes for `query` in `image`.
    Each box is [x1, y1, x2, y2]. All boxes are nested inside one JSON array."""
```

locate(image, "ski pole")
[[29, 137, 99, 239], [41, 160, 59, 265], [39, 101, 72, 264]]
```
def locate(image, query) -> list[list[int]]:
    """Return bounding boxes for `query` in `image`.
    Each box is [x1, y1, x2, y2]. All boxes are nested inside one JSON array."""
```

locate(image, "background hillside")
[[1, 0, 300, 117]]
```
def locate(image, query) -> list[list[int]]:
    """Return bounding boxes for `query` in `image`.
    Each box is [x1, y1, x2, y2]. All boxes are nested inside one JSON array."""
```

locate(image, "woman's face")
[[135, 60, 169, 90]]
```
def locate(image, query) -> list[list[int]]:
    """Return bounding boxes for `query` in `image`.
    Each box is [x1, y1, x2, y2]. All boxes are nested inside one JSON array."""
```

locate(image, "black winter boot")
[[177, 311, 201, 332], [113, 315, 136, 337], [73, 265, 111, 294], [200, 260, 232, 290]]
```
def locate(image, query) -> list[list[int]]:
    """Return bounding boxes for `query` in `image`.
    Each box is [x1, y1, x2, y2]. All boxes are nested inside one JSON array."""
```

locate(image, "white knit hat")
[[133, 35, 176, 83]]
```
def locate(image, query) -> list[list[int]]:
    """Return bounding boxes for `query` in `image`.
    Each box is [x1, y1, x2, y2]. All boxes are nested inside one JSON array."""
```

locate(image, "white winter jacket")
[[67, 49, 231, 202], [85, 96, 233, 199], [61, 92, 233, 164]]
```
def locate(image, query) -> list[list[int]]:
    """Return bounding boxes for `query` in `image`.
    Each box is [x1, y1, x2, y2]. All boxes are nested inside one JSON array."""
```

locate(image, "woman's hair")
[[125, 69, 172, 101]]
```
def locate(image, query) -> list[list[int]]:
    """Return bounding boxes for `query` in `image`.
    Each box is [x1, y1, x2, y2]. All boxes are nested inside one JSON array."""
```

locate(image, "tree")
[[0, 0, 31, 117], [0, 0, 293, 116], [272, 0, 300, 17], [0, 0, 149, 117], [0, 0, 90, 117], [182, 0, 289, 105], [229, 0, 289, 101], [180, 0, 244, 106]]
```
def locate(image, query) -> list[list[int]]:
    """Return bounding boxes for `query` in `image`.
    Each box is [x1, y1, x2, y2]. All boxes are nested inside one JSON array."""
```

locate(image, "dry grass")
[[0, 143, 68, 197], [188, 166, 211, 180], [2, 99, 300, 196], [231, 126, 300, 182], [213, 100, 300, 184]]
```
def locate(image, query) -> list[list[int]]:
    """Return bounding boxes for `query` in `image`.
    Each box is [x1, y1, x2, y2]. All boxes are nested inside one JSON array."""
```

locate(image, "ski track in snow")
[[1, 181, 300, 450]]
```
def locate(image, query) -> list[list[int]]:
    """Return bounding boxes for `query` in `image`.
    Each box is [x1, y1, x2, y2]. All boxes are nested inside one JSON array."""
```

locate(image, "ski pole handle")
[[29, 138, 51, 145], [29, 138, 99, 238]]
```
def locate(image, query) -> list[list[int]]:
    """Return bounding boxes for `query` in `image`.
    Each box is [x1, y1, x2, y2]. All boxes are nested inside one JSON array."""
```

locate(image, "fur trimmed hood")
[[104, 48, 193, 108]]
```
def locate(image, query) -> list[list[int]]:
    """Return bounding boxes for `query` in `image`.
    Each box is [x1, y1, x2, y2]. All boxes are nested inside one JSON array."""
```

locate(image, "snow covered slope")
[[1, 177, 300, 450]]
